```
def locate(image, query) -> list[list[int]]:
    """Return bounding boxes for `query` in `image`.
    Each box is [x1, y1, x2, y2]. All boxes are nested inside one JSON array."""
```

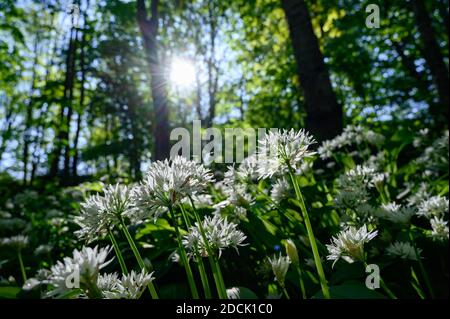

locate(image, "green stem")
[[189, 196, 228, 299], [17, 250, 27, 283], [295, 265, 307, 299], [179, 205, 212, 299], [409, 231, 435, 298], [288, 171, 330, 299], [85, 279, 103, 299], [379, 277, 397, 299], [108, 229, 128, 275], [168, 205, 199, 299], [376, 184, 389, 204], [120, 220, 159, 299], [281, 283, 290, 299]]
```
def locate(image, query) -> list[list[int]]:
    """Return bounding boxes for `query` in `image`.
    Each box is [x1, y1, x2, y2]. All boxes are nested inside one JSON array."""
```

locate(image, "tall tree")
[[136, 0, 170, 160], [281, 0, 342, 141], [412, 0, 449, 122]]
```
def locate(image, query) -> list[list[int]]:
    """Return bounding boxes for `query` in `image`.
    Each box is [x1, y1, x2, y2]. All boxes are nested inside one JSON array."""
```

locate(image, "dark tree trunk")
[[412, 0, 449, 122], [62, 26, 79, 179], [206, 0, 219, 128], [72, 3, 89, 178], [137, 0, 170, 160], [281, 0, 342, 141], [49, 25, 78, 177], [23, 34, 40, 185]]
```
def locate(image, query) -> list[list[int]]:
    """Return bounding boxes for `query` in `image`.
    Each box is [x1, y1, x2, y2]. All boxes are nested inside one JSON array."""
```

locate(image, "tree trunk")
[[22, 33, 40, 185], [72, 2, 89, 178], [281, 0, 342, 141], [62, 26, 79, 179], [412, 0, 449, 122], [49, 25, 78, 177], [137, 0, 170, 160]]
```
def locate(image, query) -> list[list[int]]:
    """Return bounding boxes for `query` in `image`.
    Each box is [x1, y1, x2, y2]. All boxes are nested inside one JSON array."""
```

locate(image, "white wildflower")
[[101, 270, 154, 299], [406, 183, 431, 206], [227, 287, 241, 299], [318, 140, 335, 160], [386, 242, 421, 261], [75, 184, 134, 242], [182, 215, 247, 257], [34, 244, 53, 256], [430, 217, 449, 241], [237, 154, 259, 182], [133, 156, 214, 221], [270, 178, 291, 203], [417, 196, 449, 219], [380, 202, 416, 224], [268, 254, 290, 285], [47, 245, 112, 298], [0, 235, 29, 250], [257, 129, 316, 179], [326, 225, 378, 267]]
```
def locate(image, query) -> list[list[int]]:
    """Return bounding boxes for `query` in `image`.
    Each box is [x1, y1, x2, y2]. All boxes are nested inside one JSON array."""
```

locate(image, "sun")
[[169, 57, 196, 89]]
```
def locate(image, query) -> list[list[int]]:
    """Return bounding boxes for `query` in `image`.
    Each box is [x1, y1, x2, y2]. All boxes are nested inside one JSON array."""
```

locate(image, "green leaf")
[[0, 286, 21, 299]]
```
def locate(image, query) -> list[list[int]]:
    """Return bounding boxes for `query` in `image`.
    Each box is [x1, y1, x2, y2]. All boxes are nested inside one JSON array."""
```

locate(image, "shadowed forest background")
[[0, 0, 448, 300]]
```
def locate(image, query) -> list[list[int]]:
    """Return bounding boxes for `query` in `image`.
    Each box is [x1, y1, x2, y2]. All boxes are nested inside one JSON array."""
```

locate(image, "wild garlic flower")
[[257, 129, 316, 179], [237, 154, 259, 182], [0, 235, 29, 250], [213, 165, 254, 221], [181, 194, 213, 208], [226, 287, 241, 299], [268, 254, 290, 285], [100, 270, 154, 299], [270, 178, 291, 203], [406, 183, 431, 206], [133, 156, 214, 221], [284, 239, 299, 265], [417, 196, 449, 219], [23, 269, 51, 291], [318, 125, 384, 160], [75, 184, 134, 242], [380, 202, 416, 224], [318, 140, 335, 160], [335, 167, 374, 210], [326, 225, 378, 267], [415, 131, 449, 175], [182, 215, 247, 257], [430, 217, 449, 241], [386, 242, 421, 261], [34, 244, 53, 256], [47, 246, 112, 298]]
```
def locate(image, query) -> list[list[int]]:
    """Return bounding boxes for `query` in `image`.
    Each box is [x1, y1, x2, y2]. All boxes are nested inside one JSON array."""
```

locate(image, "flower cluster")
[[75, 184, 134, 242], [99, 270, 154, 299], [0, 235, 29, 250], [268, 254, 290, 285], [326, 225, 378, 267], [318, 125, 385, 160], [182, 215, 247, 257], [386, 242, 421, 261], [46, 245, 112, 298], [257, 129, 316, 179], [133, 156, 214, 221]]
